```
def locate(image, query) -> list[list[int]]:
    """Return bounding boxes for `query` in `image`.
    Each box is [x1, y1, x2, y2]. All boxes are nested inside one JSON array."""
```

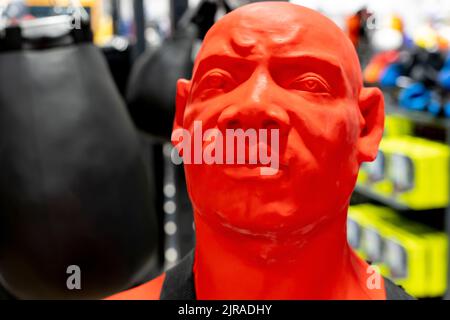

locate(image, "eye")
[[194, 70, 236, 101], [289, 74, 330, 93], [201, 70, 234, 90], [206, 72, 226, 89]]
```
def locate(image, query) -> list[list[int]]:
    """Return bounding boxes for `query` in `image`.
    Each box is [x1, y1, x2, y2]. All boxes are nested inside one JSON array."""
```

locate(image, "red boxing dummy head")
[[172, 2, 384, 299]]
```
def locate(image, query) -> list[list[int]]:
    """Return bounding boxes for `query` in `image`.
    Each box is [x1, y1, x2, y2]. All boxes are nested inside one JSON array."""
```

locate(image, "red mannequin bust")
[[108, 2, 394, 300]]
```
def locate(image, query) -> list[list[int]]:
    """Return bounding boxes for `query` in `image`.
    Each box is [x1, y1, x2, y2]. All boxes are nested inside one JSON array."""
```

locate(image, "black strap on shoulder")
[[160, 250, 196, 300], [384, 277, 415, 300]]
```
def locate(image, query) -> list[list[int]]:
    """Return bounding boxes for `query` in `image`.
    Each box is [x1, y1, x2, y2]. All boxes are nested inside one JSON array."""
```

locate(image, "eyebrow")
[[270, 53, 346, 77], [193, 54, 257, 82], [269, 53, 349, 94], [193, 52, 350, 96]]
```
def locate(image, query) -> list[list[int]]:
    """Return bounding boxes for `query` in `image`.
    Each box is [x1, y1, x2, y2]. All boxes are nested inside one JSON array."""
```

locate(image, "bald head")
[[193, 2, 362, 95], [174, 1, 384, 241]]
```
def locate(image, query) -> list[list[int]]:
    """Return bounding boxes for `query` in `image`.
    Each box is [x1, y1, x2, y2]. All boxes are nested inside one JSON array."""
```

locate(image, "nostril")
[[262, 119, 279, 131]]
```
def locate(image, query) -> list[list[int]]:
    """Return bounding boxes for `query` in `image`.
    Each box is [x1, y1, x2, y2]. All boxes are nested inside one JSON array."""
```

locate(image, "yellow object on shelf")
[[384, 115, 413, 138], [348, 205, 394, 273], [357, 140, 394, 196], [381, 217, 447, 298], [348, 204, 448, 298], [358, 114, 412, 194], [358, 136, 450, 210], [384, 136, 449, 209]]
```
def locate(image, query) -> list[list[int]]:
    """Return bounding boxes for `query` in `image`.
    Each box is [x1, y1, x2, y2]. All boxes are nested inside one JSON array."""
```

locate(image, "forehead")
[[193, 3, 361, 86]]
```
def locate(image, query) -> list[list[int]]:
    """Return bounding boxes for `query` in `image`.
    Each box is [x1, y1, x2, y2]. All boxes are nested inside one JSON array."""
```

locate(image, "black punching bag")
[[0, 18, 158, 299], [125, 0, 227, 140], [126, 25, 197, 140]]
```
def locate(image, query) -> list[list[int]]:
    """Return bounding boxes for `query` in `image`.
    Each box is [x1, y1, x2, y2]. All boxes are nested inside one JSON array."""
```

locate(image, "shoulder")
[[105, 250, 195, 300], [105, 273, 166, 300]]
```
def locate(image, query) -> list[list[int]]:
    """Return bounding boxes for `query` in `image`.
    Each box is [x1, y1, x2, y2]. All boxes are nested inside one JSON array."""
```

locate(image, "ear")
[[172, 78, 191, 146], [356, 87, 385, 163]]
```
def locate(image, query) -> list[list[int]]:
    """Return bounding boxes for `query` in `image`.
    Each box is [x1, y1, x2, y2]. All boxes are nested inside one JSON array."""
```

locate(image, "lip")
[[222, 163, 286, 180]]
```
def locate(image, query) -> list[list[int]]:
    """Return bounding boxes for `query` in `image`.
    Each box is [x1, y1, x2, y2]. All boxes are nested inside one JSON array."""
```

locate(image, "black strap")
[[384, 277, 415, 300], [160, 250, 196, 300]]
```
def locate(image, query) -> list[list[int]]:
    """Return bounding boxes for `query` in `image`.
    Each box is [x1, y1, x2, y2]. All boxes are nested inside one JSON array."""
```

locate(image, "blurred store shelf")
[[354, 185, 411, 211], [353, 90, 450, 299], [385, 103, 450, 130]]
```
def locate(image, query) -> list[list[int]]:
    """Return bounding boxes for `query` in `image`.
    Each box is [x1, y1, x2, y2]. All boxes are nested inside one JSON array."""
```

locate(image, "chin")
[[187, 165, 354, 235], [194, 192, 317, 237]]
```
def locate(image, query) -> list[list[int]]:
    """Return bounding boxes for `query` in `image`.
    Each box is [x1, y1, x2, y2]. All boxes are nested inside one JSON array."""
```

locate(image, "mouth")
[[222, 163, 286, 180]]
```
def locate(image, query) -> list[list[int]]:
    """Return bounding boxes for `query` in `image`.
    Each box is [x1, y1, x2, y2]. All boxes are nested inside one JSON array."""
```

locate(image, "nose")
[[217, 103, 290, 135]]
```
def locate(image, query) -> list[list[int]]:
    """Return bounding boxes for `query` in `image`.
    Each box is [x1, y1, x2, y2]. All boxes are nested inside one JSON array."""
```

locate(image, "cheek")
[[184, 95, 234, 126], [314, 105, 361, 197], [288, 100, 360, 160], [286, 100, 361, 199]]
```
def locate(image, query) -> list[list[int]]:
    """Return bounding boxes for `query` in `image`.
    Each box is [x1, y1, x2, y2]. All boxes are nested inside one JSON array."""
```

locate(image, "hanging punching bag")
[[0, 16, 158, 299], [126, 25, 198, 140], [126, 0, 227, 140]]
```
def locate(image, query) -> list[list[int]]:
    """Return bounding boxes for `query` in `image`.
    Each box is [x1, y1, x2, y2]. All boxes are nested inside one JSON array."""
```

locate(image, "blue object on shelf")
[[438, 69, 450, 90], [427, 98, 442, 116], [443, 101, 450, 118], [380, 64, 402, 88], [398, 83, 431, 111], [439, 54, 450, 90]]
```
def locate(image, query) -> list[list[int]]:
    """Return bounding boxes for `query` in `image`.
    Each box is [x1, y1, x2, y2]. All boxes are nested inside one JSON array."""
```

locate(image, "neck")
[[193, 206, 386, 299]]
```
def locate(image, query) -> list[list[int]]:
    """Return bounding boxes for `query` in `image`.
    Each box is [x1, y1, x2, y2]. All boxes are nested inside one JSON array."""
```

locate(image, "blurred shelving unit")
[[354, 184, 410, 211], [352, 94, 450, 300], [385, 104, 450, 130]]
